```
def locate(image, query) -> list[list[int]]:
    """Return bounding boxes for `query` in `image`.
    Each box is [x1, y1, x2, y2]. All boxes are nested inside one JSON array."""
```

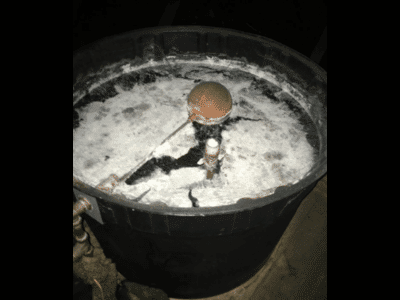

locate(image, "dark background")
[[73, 0, 327, 71]]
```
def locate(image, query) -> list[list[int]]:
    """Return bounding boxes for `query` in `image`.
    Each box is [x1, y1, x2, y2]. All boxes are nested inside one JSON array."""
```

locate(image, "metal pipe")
[[73, 197, 92, 219], [205, 138, 220, 179], [73, 215, 89, 242], [73, 241, 92, 262], [73, 198, 93, 262], [73, 219, 122, 300]]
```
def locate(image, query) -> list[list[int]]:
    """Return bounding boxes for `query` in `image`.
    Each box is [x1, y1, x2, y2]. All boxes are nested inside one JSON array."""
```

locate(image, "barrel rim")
[[73, 25, 327, 216]]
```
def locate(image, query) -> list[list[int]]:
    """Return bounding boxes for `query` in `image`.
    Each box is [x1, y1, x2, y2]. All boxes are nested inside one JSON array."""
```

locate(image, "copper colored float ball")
[[187, 82, 233, 125]]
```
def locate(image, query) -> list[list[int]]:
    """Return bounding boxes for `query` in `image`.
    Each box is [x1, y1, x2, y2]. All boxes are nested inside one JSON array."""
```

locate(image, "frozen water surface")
[[73, 59, 317, 207]]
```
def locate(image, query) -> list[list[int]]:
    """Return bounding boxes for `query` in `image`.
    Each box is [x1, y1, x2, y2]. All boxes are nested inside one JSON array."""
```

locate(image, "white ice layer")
[[73, 61, 315, 207]]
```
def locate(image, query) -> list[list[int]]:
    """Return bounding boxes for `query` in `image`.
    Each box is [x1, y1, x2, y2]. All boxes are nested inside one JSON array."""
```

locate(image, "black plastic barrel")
[[73, 26, 327, 298]]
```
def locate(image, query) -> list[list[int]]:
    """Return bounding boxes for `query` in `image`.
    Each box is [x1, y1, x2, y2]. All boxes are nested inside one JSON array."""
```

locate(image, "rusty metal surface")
[[73, 197, 92, 219], [73, 199, 94, 262]]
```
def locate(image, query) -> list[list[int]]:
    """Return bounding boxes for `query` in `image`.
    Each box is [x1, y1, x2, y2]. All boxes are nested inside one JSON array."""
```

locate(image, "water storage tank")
[[73, 26, 327, 299]]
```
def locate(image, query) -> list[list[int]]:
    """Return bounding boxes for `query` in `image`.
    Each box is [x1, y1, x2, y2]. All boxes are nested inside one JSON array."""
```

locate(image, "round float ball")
[[187, 82, 233, 125]]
